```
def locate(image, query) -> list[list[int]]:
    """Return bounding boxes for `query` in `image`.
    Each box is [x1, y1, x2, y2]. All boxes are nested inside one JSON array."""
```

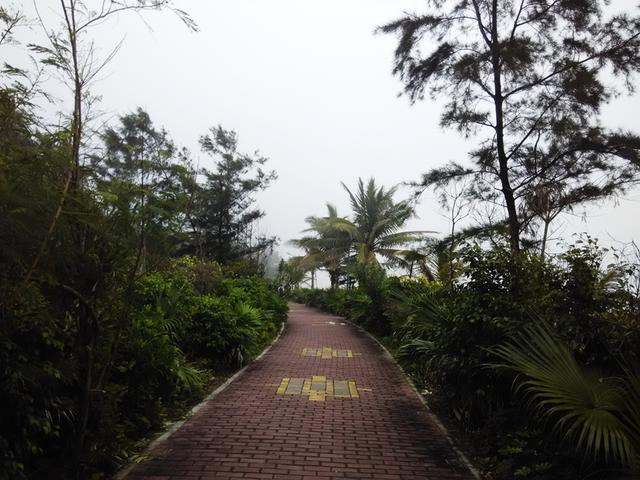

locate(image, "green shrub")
[[293, 241, 640, 479], [394, 243, 640, 479], [87, 306, 206, 474], [291, 288, 372, 325], [0, 287, 76, 479], [0, 256, 287, 479], [396, 246, 563, 428], [139, 259, 287, 368]]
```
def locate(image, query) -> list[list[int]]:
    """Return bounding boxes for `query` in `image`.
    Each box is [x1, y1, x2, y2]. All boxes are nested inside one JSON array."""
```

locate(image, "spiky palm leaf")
[[620, 368, 640, 467], [390, 248, 439, 280], [292, 179, 433, 279], [171, 355, 205, 392], [394, 292, 449, 375], [394, 289, 448, 339], [342, 178, 432, 265], [492, 322, 639, 469], [398, 338, 437, 371]]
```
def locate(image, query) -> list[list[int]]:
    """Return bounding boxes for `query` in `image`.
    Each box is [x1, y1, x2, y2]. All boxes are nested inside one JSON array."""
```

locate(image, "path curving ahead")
[[125, 303, 475, 480]]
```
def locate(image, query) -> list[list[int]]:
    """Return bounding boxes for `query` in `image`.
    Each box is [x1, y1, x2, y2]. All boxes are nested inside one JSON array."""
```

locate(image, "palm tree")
[[292, 178, 432, 287], [290, 204, 352, 288], [276, 257, 308, 291], [395, 249, 436, 280], [341, 178, 428, 266]]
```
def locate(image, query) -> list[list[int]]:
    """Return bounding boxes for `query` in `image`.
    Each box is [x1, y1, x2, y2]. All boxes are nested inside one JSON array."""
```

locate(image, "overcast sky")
[[12, 0, 640, 261]]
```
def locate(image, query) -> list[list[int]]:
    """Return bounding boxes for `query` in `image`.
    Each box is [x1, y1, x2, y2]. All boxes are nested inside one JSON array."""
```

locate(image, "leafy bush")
[[139, 258, 287, 368], [293, 241, 640, 479], [393, 243, 640, 478], [0, 256, 287, 479], [290, 288, 372, 325], [87, 305, 206, 473], [557, 237, 640, 371], [184, 278, 286, 365], [0, 287, 76, 479], [396, 246, 563, 428]]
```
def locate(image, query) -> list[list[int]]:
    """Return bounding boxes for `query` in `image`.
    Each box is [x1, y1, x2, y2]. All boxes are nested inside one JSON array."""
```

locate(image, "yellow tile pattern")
[[276, 376, 366, 402], [301, 347, 357, 359], [276, 378, 290, 395]]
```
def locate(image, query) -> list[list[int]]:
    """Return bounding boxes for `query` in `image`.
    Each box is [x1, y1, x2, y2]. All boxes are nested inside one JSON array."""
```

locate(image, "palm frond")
[[492, 322, 636, 466], [375, 231, 431, 248], [171, 355, 205, 392], [292, 178, 433, 275], [398, 338, 436, 370]]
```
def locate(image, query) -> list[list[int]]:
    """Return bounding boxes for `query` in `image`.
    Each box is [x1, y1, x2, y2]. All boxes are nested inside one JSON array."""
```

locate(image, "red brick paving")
[[124, 303, 474, 479]]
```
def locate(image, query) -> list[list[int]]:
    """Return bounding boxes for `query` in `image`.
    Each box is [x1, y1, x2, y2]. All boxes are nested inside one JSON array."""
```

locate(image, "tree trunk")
[[62, 285, 98, 479], [21, 0, 83, 287], [540, 217, 550, 259], [66, 0, 83, 193], [449, 217, 456, 283], [489, 0, 520, 252], [329, 270, 339, 289], [75, 307, 93, 476]]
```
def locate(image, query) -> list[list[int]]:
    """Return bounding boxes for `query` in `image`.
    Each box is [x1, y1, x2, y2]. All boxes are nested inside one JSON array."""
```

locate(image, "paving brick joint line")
[[125, 303, 475, 480]]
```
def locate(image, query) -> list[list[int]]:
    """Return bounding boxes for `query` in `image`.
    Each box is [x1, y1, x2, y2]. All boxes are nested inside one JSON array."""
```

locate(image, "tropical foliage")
[[290, 177, 430, 289], [291, 238, 640, 479], [0, 10, 286, 474], [341, 178, 423, 265], [3, 2, 640, 480], [493, 321, 640, 472], [291, 203, 353, 288], [360, 4, 640, 475]]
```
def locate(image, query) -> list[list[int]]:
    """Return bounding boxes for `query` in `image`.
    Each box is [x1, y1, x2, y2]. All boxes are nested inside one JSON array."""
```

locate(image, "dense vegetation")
[[0, 4, 286, 478], [290, 239, 640, 478], [282, 4, 640, 465], [0, 101, 287, 478], [3, 1, 640, 480]]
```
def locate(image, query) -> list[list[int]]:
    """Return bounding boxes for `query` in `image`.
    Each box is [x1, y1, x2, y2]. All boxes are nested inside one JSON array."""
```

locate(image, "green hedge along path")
[[124, 303, 475, 479]]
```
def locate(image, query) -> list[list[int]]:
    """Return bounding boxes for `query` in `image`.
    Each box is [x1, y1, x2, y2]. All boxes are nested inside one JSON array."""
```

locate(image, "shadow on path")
[[124, 302, 474, 480]]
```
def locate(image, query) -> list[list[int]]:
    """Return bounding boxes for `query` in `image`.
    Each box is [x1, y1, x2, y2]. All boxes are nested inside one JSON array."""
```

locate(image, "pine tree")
[[190, 126, 277, 264], [91, 108, 194, 271], [381, 1, 640, 251]]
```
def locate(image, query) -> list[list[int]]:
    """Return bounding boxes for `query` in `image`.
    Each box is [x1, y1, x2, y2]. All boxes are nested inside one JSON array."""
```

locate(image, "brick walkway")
[[125, 303, 474, 480]]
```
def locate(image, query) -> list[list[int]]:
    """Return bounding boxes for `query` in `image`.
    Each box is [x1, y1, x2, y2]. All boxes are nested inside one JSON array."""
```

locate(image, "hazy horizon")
[[9, 0, 640, 267]]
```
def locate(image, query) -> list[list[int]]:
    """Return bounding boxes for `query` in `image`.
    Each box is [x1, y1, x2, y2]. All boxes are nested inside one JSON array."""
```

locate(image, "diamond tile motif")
[[301, 347, 358, 359], [276, 376, 368, 402]]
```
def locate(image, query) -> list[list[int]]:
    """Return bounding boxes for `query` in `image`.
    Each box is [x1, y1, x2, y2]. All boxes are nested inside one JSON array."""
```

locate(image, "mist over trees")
[[2, 1, 640, 480]]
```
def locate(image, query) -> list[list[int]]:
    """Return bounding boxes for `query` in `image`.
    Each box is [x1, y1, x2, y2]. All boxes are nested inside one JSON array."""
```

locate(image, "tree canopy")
[[291, 178, 430, 287], [380, 0, 640, 251], [187, 126, 277, 265]]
